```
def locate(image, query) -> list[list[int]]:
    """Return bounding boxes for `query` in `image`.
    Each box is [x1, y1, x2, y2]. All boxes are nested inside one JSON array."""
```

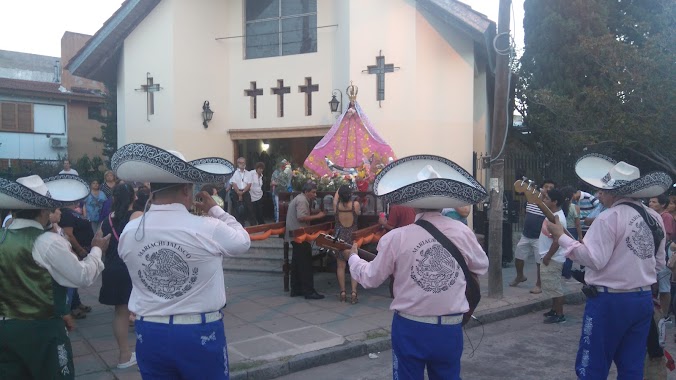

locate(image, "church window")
[[245, 0, 317, 59]]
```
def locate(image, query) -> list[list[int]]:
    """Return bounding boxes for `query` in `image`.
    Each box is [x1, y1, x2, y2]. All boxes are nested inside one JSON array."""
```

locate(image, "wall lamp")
[[329, 89, 343, 113], [202, 101, 214, 128]]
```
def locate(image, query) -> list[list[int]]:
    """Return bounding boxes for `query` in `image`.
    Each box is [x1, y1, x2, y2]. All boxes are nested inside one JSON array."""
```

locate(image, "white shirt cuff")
[[208, 205, 227, 218], [89, 246, 102, 259]]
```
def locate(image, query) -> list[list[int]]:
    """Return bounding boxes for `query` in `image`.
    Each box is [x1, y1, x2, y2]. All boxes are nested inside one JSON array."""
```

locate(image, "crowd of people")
[[1, 147, 674, 380]]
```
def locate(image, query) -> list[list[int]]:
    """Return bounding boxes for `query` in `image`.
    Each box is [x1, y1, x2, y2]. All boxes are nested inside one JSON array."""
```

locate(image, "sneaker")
[[117, 352, 137, 369], [544, 315, 566, 324], [543, 309, 557, 317]]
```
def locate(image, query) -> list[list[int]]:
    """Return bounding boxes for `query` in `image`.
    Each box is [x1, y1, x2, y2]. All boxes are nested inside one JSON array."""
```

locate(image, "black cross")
[[363, 50, 398, 106], [271, 79, 291, 117], [244, 81, 264, 119], [298, 77, 319, 116], [135, 72, 162, 121]]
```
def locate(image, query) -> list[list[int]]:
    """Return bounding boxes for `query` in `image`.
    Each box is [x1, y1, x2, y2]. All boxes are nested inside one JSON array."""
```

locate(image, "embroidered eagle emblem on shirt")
[[410, 243, 459, 293]]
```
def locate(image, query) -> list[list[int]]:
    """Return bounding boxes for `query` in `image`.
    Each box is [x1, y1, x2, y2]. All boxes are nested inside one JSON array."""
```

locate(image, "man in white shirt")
[[118, 183, 250, 379], [58, 160, 79, 176], [228, 157, 257, 226], [0, 175, 108, 379]]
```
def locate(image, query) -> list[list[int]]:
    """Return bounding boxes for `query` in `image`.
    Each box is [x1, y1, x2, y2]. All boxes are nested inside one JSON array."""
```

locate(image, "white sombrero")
[[374, 155, 488, 209], [111, 143, 235, 183], [575, 153, 672, 198], [0, 174, 89, 210]]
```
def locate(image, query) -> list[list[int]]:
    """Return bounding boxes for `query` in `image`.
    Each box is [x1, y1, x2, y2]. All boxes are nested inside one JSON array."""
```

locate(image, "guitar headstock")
[[513, 177, 545, 206], [315, 233, 352, 252]]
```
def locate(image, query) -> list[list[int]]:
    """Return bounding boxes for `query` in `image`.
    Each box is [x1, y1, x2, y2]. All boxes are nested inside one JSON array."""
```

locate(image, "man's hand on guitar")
[[341, 243, 358, 261], [546, 215, 565, 240]]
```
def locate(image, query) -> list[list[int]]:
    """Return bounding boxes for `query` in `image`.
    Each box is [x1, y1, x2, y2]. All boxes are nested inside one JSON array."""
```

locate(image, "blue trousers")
[[391, 313, 463, 380], [576, 290, 652, 379], [135, 317, 229, 380]]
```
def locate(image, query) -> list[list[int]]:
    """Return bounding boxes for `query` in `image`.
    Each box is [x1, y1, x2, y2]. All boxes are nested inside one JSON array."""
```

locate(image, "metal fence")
[[474, 151, 578, 233]]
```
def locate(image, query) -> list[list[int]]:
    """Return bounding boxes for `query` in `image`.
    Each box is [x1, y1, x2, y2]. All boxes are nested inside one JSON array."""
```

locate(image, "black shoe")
[[289, 290, 302, 297], [304, 292, 325, 300], [543, 309, 557, 317], [544, 315, 566, 324]]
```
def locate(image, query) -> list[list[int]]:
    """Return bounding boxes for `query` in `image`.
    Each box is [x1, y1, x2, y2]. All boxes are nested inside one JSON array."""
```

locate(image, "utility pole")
[[487, 0, 512, 298]]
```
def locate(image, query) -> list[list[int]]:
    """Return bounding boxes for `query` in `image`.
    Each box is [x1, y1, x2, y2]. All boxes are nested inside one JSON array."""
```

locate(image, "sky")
[[0, 0, 525, 58]]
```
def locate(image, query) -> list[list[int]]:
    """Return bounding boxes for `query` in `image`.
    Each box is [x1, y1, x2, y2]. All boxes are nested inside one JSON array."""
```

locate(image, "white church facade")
[[68, 0, 497, 174]]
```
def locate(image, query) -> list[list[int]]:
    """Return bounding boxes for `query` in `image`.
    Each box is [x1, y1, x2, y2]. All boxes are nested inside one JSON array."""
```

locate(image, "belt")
[[396, 311, 462, 325], [595, 286, 650, 293], [138, 311, 222, 325]]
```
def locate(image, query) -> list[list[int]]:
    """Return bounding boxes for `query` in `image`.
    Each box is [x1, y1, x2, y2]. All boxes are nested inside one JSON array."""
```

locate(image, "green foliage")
[[518, 0, 676, 176], [91, 84, 117, 168]]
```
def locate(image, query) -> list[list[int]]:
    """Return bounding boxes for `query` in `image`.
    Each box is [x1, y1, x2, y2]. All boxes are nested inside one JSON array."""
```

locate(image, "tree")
[[518, 0, 676, 177], [92, 83, 117, 168]]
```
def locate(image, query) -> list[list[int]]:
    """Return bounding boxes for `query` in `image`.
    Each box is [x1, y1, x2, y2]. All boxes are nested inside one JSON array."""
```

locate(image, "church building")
[[68, 0, 497, 174]]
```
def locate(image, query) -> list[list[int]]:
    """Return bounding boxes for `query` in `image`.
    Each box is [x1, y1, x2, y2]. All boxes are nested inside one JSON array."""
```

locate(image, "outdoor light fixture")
[[329, 89, 343, 113], [261, 140, 270, 151], [202, 101, 214, 128]]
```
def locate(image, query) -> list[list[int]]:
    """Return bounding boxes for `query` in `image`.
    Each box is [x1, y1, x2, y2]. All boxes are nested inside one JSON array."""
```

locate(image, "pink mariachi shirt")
[[348, 212, 489, 317], [558, 198, 666, 290]]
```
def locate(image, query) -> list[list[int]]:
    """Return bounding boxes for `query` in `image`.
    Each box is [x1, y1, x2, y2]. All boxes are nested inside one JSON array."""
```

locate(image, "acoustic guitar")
[[513, 177, 575, 240]]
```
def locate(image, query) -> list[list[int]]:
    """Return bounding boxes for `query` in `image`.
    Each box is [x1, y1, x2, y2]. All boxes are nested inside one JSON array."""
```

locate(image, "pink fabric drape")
[[304, 102, 396, 176]]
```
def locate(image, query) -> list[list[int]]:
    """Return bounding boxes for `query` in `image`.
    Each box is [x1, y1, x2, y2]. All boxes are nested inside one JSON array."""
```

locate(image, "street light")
[[329, 89, 343, 113]]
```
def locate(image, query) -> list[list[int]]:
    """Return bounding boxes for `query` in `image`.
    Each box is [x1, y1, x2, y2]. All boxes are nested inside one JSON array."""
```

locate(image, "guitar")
[[513, 177, 575, 240], [314, 233, 378, 261]]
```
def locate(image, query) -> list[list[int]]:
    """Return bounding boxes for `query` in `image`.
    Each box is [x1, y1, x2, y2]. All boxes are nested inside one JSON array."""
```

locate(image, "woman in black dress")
[[99, 183, 143, 368]]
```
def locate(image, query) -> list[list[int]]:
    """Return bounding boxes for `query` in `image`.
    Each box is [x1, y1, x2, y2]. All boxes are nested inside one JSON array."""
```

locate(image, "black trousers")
[[252, 199, 265, 225], [291, 241, 314, 295], [232, 191, 257, 226]]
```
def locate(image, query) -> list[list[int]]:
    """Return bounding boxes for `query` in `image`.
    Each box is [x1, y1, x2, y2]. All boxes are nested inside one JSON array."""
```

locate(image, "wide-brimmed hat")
[[575, 153, 672, 198], [0, 174, 89, 210], [374, 155, 488, 209], [112, 143, 235, 184]]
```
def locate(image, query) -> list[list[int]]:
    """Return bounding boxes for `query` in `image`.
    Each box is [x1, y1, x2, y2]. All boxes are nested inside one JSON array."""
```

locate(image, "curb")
[[231, 291, 587, 379]]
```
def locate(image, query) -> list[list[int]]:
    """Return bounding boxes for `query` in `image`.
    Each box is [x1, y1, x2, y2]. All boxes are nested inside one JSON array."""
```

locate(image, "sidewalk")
[[72, 257, 584, 379]]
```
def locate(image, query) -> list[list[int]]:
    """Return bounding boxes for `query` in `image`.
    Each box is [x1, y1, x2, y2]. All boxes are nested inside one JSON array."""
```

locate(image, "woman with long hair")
[[99, 183, 143, 369], [333, 185, 361, 303]]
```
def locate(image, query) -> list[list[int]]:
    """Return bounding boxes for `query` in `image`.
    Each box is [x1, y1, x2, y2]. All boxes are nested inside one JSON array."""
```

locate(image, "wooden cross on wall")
[[363, 50, 399, 107], [271, 79, 291, 117], [135, 72, 162, 121], [298, 77, 319, 116], [244, 81, 264, 119]]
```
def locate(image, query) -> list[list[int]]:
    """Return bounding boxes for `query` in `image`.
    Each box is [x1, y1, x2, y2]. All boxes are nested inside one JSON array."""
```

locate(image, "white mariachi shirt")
[[118, 203, 250, 317]]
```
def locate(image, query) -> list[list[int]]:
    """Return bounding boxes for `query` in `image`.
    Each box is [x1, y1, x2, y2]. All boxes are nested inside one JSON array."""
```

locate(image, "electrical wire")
[[463, 315, 485, 358]]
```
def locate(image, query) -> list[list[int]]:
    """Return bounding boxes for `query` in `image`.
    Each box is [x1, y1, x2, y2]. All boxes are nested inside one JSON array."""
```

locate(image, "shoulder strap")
[[621, 202, 664, 255], [415, 219, 473, 280], [108, 213, 120, 242]]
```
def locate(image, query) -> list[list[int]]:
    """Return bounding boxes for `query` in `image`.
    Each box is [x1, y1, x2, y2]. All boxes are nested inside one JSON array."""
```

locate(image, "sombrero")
[[575, 153, 672, 198], [0, 174, 89, 210], [374, 155, 488, 209], [111, 143, 235, 184]]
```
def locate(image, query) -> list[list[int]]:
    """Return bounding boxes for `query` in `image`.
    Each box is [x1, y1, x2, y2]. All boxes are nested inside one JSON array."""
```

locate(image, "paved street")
[[277, 303, 676, 380]]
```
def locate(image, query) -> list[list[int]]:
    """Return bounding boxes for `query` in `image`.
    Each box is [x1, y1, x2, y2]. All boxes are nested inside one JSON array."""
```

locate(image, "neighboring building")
[[0, 32, 106, 170], [68, 0, 497, 175]]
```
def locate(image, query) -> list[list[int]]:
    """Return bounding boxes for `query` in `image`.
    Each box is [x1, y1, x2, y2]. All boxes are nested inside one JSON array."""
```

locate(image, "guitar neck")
[[533, 203, 575, 240], [357, 248, 377, 262]]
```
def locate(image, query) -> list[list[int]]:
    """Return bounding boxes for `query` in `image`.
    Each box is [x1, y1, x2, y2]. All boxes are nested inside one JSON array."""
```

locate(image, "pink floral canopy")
[[304, 101, 396, 177]]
